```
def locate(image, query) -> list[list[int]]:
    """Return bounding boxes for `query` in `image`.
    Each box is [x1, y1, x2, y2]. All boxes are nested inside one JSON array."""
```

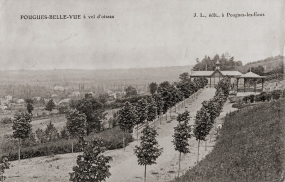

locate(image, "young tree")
[[135, 99, 148, 141], [66, 109, 87, 153], [45, 121, 59, 142], [159, 87, 173, 121], [148, 82, 158, 95], [118, 102, 137, 151], [193, 107, 211, 162], [35, 128, 48, 144], [45, 99, 56, 112], [172, 111, 191, 177], [146, 97, 157, 125], [70, 137, 112, 182], [12, 113, 32, 164], [153, 94, 164, 125], [25, 99, 34, 114], [134, 125, 163, 182]]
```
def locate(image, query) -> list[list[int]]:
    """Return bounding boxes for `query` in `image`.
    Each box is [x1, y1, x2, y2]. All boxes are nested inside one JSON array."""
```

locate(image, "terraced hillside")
[[173, 99, 285, 182]]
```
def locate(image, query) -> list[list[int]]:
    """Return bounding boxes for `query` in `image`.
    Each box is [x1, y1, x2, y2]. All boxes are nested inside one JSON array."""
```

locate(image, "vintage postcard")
[[0, 0, 284, 181]]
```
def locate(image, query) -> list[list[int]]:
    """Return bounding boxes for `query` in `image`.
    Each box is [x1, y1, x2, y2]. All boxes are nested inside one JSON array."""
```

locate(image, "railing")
[[237, 88, 263, 92]]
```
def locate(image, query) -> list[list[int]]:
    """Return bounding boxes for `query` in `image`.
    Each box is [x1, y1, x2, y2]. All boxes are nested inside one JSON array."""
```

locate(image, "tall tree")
[[45, 99, 56, 112], [76, 94, 106, 135], [70, 137, 112, 182], [25, 99, 34, 114], [172, 111, 191, 177], [125, 85, 137, 98], [12, 113, 32, 164], [134, 125, 163, 182], [148, 82, 158, 95], [118, 102, 137, 151], [66, 109, 87, 153]]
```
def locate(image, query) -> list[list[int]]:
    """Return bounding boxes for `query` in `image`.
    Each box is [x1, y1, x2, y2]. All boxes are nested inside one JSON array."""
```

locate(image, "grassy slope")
[[172, 99, 285, 182]]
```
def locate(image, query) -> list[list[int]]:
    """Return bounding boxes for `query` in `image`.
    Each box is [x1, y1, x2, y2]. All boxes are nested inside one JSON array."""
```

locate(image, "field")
[[172, 98, 285, 182], [3, 88, 238, 182]]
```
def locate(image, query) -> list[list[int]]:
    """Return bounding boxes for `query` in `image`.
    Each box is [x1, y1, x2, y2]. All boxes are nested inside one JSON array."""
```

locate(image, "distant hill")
[[0, 65, 193, 88], [236, 55, 283, 74]]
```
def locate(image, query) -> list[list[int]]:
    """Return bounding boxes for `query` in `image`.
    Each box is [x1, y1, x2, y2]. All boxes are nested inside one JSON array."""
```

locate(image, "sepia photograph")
[[0, 0, 285, 181]]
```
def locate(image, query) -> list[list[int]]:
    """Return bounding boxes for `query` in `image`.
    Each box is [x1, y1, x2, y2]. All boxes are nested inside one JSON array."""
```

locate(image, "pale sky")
[[0, 0, 284, 70]]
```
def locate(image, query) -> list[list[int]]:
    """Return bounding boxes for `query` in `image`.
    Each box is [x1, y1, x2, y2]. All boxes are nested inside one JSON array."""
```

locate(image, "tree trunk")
[[178, 152, 181, 178], [160, 114, 162, 125], [166, 112, 167, 121], [72, 140, 74, 153], [197, 139, 200, 163], [144, 164, 147, 182], [18, 138, 21, 163], [205, 140, 207, 151], [137, 124, 139, 142], [123, 129, 125, 151]]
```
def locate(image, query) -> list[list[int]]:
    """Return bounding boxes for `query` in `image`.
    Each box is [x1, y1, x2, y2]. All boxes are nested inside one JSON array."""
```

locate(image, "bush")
[[1, 126, 133, 161], [0, 117, 11, 125], [248, 94, 255, 103], [272, 90, 281, 100]]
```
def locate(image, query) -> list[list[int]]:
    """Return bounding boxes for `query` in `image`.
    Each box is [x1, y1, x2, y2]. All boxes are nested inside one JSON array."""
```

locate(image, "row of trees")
[[193, 54, 242, 71], [68, 73, 208, 182], [193, 77, 231, 162], [117, 75, 208, 150]]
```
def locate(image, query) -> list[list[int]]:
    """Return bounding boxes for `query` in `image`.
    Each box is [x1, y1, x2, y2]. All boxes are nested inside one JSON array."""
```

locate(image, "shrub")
[[0, 117, 11, 125], [248, 94, 255, 103], [272, 90, 281, 100], [1, 126, 133, 161], [242, 96, 249, 103]]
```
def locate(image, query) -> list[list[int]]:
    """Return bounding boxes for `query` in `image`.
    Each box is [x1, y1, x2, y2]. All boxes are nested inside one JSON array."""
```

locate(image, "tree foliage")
[[70, 137, 112, 182], [134, 125, 163, 182], [148, 82, 158, 95], [173, 111, 192, 153], [66, 109, 87, 139], [134, 125, 163, 165], [146, 97, 157, 123], [12, 113, 32, 140], [45, 99, 56, 112], [0, 157, 9, 181], [75, 94, 106, 135], [125, 85, 137, 98]]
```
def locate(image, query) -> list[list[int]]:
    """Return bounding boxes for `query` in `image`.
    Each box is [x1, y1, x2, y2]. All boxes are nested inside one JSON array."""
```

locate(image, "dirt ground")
[[4, 88, 237, 182]]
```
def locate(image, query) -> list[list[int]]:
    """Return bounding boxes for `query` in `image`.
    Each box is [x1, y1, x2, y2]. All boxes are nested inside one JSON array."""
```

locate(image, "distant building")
[[190, 60, 266, 92], [5, 95, 12, 101], [71, 91, 80, 97], [17, 99, 25, 104], [54, 86, 65, 91], [109, 93, 117, 99], [51, 94, 58, 98], [32, 97, 41, 101], [57, 99, 70, 105]]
